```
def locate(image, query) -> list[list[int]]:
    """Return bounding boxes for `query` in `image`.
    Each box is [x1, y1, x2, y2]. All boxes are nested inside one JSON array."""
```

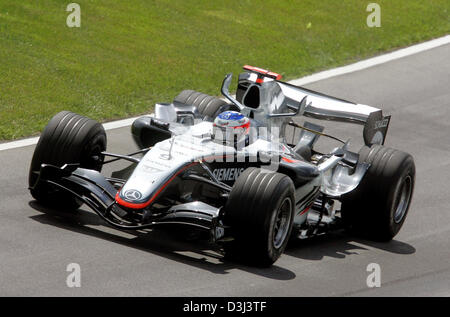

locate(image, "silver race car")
[[28, 65, 415, 266]]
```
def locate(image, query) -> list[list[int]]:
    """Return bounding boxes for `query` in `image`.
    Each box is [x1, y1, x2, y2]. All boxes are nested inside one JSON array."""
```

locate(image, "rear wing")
[[238, 67, 391, 146]]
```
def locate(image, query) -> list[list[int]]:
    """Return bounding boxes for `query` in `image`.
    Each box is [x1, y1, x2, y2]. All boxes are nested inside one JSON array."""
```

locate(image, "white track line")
[[289, 35, 450, 86], [0, 137, 41, 151], [0, 117, 143, 152], [102, 116, 142, 131], [1, 35, 449, 152]]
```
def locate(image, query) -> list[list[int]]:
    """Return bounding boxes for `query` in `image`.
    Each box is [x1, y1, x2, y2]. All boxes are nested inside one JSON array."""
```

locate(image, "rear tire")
[[29, 111, 107, 209], [223, 168, 295, 266], [173, 90, 239, 119], [341, 145, 415, 241]]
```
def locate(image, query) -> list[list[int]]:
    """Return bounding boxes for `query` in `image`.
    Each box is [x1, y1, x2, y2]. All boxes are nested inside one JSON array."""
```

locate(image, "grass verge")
[[0, 0, 448, 140]]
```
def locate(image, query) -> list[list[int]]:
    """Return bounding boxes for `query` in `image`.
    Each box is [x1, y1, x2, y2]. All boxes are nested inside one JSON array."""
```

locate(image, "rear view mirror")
[[221, 73, 245, 111]]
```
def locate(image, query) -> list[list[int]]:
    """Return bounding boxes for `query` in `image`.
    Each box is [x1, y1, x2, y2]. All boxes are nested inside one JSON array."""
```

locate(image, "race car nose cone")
[[123, 189, 143, 201]]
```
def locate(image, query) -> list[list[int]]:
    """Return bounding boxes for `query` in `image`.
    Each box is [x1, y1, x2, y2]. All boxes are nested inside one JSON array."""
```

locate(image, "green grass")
[[0, 0, 448, 140]]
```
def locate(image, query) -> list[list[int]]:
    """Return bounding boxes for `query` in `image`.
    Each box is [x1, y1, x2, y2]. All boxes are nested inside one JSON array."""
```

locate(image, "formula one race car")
[[28, 65, 415, 266]]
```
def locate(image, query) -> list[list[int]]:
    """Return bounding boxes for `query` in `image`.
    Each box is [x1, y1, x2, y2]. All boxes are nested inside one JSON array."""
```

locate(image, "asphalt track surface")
[[0, 44, 449, 296]]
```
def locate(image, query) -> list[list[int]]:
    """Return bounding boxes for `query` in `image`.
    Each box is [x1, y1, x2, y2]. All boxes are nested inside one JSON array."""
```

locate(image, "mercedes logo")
[[124, 189, 142, 201]]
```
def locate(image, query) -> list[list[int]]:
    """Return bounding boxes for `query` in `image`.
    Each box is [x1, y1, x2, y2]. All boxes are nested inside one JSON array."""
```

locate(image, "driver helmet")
[[212, 111, 250, 146]]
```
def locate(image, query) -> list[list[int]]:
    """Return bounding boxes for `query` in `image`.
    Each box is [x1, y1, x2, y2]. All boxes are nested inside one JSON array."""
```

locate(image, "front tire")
[[341, 145, 415, 241], [223, 168, 295, 266], [29, 111, 107, 209]]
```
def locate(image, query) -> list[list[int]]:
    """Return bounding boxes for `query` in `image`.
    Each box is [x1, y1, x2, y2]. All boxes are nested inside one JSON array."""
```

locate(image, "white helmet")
[[212, 111, 250, 146]]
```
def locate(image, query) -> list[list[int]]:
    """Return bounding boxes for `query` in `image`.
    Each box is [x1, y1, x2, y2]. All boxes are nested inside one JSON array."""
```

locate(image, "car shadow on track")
[[285, 231, 416, 261], [28, 201, 296, 281]]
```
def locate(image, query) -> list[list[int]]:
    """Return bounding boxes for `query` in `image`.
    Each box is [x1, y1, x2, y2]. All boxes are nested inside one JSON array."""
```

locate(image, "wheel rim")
[[83, 139, 105, 171], [89, 144, 104, 170], [273, 197, 292, 249], [394, 175, 412, 223]]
